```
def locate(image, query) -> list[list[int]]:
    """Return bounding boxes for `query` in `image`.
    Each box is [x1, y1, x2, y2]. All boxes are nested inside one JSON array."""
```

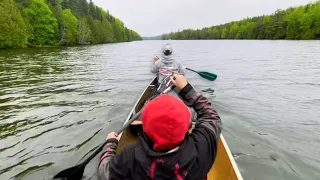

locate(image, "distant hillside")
[[163, 0, 320, 40], [142, 35, 164, 40], [0, 0, 142, 49]]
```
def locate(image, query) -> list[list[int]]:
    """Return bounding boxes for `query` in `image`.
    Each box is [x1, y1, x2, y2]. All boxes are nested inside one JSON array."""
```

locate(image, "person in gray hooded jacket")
[[152, 44, 185, 85], [150, 44, 197, 120]]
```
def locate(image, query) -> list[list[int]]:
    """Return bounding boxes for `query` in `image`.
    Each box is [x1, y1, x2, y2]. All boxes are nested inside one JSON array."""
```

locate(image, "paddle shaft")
[[185, 67, 197, 73], [185, 67, 217, 81], [81, 110, 142, 167]]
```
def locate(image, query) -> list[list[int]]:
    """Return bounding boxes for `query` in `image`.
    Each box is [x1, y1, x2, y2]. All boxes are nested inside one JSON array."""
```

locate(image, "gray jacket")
[[151, 55, 185, 84]]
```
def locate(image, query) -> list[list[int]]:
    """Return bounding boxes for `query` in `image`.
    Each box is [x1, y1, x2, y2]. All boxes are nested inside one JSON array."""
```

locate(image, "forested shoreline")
[[0, 0, 142, 49], [163, 1, 320, 40]]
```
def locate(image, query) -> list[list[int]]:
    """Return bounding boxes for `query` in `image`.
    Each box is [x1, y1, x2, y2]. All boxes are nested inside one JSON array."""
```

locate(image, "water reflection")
[[0, 46, 116, 179]]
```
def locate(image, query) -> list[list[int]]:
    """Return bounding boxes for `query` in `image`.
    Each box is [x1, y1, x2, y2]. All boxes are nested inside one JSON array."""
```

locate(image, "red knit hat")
[[142, 94, 191, 151]]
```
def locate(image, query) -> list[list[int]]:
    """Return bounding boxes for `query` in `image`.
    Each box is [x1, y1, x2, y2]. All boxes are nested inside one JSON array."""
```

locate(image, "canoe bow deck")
[[116, 78, 243, 180]]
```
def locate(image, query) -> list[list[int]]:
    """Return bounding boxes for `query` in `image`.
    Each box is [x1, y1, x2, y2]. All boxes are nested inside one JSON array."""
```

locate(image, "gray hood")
[[161, 55, 174, 64]]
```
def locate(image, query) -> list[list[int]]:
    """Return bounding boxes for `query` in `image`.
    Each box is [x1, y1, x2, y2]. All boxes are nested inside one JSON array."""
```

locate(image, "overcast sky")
[[93, 0, 313, 36]]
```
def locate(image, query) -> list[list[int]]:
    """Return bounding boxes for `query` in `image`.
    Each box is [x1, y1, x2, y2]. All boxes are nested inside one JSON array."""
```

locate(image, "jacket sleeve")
[[178, 83, 222, 173], [151, 60, 161, 73], [178, 61, 186, 75], [98, 139, 129, 180], [179, 83, 222, 138]]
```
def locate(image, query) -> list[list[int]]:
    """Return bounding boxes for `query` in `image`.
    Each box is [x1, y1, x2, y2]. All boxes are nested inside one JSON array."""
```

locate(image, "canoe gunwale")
[[220, 134, 243, 179]]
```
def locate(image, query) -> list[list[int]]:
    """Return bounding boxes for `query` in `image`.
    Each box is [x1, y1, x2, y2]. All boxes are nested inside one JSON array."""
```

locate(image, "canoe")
[[116, 78, 243, 180]]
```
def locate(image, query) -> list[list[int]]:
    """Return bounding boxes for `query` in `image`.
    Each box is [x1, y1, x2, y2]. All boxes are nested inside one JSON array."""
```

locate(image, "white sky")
[[93, 0, 313, 36]]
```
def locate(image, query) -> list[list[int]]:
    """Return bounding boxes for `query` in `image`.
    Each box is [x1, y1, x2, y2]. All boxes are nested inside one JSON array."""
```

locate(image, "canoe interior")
[[117, 78, 243, 180]]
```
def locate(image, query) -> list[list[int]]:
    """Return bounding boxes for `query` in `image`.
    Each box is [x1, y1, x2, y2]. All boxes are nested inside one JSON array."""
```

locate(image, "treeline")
[[142, 35, 163, 40], [163, 1, 320, 40], [0, 0, 142, 49]]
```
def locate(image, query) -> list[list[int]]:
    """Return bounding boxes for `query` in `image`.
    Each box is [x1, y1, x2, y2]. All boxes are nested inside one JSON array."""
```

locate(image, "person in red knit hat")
[[98, 74, 222, 180]]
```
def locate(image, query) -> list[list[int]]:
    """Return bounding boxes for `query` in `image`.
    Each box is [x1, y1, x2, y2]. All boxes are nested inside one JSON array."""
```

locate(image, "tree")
[[312, 1, 320, 38], [262, 16, 272, 39], [48, 1, 64, 42], [61, 0, 70, 10], [1, 0, 141, 49], [213, 28, 220, 39], [24, 0, 58, 45], [285, 6, 304, 39], [0, 0, 28, 48], [98, 8, 115, 42], [229, 22, 239, 38], [79, 0, 88, 16], [269, 10, 287, 39], [88, 0, 95, 17], [299, 11, 315, 39], [221, 28, 228, 39], [16, 0, 31, 7], [62, 9, 78, 45], [101, 18, 116, 43], [77, 17, 91, 45], [163, 0, 320, 40]]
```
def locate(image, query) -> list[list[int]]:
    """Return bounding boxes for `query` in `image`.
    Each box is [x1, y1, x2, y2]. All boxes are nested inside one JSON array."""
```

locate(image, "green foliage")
[[163, 0, 320, 40], [313, 1, 320, 37], [88, 18, 103, 44], [77, 17, 92, 45], [111, 18, 128, 42], [16, 0, 31, 7], [1, 0, 141, 49], [48, 1, 64, 41], [221, 28, 228, 39], [229, 22, 239, 39], [24, 0, 58, 45], [61, 9, 78, 45], [0, 0, 28, 49], [285, 6, 303, 39], [101, 18, 116, 43]]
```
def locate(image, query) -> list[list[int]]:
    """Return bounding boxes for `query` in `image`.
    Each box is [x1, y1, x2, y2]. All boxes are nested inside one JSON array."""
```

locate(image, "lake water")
[[0, 40, 320, 180]]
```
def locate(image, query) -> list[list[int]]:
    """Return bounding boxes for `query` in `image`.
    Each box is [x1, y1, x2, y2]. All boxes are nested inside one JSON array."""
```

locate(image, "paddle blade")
[[197, 71, 218, 81], [53, 164, 85, 180]]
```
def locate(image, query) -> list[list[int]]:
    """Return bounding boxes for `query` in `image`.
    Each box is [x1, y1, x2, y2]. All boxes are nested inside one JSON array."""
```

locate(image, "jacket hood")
[[142, 94, 191, 151], [161, 55, 174, 64], [139, 133, 185, 157]]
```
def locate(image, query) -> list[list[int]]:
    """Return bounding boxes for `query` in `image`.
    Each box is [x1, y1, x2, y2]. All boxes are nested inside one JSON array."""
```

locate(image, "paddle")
[[185, 68, 217, 81], [53, 110, 142, 180]]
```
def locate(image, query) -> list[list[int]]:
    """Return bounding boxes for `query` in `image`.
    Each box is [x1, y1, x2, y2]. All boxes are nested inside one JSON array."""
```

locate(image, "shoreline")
[[0, 40, 143, 51]]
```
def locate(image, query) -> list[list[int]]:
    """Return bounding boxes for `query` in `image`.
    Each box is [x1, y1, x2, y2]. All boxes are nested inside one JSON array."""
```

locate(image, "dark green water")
[[0, 40, 319, 179]]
